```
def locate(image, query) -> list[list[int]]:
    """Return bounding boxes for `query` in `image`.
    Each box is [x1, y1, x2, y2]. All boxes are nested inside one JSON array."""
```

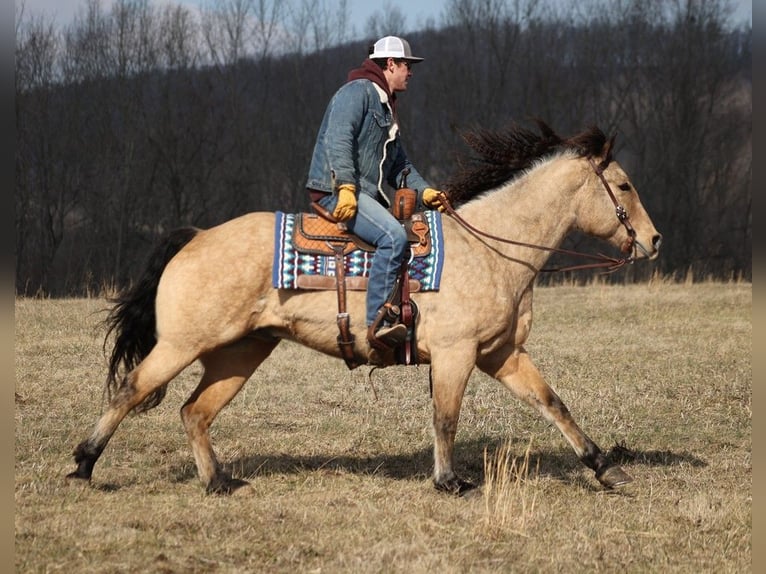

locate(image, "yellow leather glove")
[[423, 188, 447, 212], [333, 183, 357, 221]]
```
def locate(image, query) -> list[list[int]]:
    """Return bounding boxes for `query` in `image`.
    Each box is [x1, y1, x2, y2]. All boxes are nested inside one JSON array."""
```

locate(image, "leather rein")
[[437, 157, 638, 274]]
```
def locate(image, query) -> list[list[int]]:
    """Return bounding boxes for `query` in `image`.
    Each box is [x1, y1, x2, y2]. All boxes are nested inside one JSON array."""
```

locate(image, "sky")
[[16, 0, 449, 33], [17, 0, 752, 34]]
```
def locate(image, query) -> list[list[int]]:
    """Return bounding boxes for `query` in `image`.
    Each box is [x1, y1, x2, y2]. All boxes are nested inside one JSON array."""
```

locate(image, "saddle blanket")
[[272, 210, 445, 291]]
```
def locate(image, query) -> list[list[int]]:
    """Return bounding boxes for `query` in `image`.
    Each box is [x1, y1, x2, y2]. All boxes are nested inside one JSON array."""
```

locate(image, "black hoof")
[[206, 475, 250, 495], [596, 465, 633, 489], [66, 457, 95, 482], [70, 442, 99, 481], [65, 470, 91, 482], [434, 476, 478, 497]]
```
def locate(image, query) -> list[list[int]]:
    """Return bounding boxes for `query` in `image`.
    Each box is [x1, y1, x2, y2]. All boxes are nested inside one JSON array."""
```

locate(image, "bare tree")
[[111, 0, 159, 76], [200, 0, 286, 66], [157, 3, 200, 70], [59, 0, 114, 82], [286, 0, 351, 54], [363, 5, 407, 39], [15, 10, 72, 292]]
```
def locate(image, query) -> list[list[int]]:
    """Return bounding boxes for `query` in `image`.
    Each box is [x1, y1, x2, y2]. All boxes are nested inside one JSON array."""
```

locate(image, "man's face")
[[387, 59, 413, 92]]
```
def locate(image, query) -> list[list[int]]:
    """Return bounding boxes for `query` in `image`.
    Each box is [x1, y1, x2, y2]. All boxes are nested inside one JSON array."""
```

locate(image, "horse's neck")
[[457, 158, 581, 268]]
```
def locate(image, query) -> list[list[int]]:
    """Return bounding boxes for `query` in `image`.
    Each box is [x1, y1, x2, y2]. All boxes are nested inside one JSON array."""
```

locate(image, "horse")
[[66, 120, 662, 495]]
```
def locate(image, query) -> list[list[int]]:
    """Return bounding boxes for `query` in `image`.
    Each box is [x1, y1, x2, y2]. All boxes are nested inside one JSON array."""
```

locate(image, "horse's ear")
[[598, 134, 616, 171]]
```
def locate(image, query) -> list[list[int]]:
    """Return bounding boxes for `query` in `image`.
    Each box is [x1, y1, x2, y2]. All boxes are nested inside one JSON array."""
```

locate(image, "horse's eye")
[[618, 183, 631, 192]]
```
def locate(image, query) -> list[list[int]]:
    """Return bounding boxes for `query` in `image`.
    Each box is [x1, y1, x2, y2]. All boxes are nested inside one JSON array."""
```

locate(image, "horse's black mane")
[[443, 119, 609, 205]]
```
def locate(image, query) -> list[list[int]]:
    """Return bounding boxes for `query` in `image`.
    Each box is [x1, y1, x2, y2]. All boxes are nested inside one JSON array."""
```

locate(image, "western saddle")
[[296, 179, 431, 369]]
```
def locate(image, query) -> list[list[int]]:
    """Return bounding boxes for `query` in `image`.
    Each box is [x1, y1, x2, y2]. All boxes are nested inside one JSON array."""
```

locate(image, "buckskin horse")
[[67, 120, 662, 495]]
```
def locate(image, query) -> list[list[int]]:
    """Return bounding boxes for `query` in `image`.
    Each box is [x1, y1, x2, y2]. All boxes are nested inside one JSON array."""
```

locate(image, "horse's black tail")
[[103, 227, 199, 414]]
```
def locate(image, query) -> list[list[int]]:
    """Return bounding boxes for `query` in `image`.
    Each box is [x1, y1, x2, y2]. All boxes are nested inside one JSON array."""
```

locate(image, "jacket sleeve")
[[322, 82, 367, 191]]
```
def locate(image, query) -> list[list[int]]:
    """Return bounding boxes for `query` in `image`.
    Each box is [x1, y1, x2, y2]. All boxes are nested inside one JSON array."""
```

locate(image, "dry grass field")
[[15, 282, 751, 573]]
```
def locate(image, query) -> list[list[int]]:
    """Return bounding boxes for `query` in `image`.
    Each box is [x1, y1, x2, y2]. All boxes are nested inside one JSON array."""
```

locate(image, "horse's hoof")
[[65, 469, 91, 482], [206, 475, 250, 495], [596, 465, 633, 489], [434, 477, 479, 497], [65, 471, 92, 486]]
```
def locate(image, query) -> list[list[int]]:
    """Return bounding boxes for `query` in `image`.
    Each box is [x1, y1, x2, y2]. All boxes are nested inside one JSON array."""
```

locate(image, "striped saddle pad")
[[272, 210, 445, 291]]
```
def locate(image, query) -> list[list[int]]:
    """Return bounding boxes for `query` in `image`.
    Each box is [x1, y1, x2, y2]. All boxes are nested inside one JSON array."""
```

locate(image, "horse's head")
[[443, 120, 662, 265], [574, 134, 662, 262]]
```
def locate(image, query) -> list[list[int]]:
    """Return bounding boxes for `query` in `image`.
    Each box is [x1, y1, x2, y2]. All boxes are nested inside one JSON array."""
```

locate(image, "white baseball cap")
[[368, 36, 424, 62]]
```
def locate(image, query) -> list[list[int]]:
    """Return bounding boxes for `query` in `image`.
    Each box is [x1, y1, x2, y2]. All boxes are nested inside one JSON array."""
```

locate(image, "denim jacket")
[[306, 78, 431, 208]]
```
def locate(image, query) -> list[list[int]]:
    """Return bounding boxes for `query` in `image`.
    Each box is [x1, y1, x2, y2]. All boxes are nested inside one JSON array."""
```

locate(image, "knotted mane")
[[443, 119, 609, 205]]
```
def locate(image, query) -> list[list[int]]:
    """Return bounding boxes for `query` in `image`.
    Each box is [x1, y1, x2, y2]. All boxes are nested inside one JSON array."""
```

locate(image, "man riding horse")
[[305, 36, 445, 349]]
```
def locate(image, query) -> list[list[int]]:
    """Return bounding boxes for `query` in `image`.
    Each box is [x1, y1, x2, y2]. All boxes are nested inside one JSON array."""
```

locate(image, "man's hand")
[[333, 183, 357, 221], [423, 188, 447, 212]]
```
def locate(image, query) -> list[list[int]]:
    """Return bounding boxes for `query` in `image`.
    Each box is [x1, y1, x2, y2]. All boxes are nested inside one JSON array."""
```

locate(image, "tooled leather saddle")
[[291, 203, 431, 292], [296, 187, 429, 370]]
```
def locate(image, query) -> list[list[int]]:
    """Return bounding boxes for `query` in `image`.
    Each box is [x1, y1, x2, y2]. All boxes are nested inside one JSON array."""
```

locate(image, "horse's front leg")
[[477, 344, 632, 489], [430, 344, 479, 496]]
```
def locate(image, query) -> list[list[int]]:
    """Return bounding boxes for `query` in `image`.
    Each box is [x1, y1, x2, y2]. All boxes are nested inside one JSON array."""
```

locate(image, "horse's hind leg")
[[68, 340, 195, 483], [477, 345, 632, 489], [181, 337, 279, 495]]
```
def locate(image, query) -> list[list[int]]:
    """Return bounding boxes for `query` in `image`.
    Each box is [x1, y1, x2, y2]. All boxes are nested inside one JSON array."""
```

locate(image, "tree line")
[[15, 0, 751, 295]]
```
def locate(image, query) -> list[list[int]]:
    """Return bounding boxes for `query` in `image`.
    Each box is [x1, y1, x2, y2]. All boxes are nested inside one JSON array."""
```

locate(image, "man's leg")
[[349, 195, 409, 344]]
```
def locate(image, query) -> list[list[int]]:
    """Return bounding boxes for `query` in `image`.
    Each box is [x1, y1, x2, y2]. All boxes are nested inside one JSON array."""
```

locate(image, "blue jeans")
[[317, 192, 409, 325]]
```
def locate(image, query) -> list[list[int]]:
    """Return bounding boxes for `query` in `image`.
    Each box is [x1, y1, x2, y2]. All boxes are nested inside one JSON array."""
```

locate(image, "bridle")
[[588, 157, 637, 257], [437, 156, 641, 273]]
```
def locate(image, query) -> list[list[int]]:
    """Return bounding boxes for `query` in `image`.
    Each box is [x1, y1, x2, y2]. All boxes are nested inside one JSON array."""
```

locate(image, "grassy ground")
[[15, 282, 751, 573]]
